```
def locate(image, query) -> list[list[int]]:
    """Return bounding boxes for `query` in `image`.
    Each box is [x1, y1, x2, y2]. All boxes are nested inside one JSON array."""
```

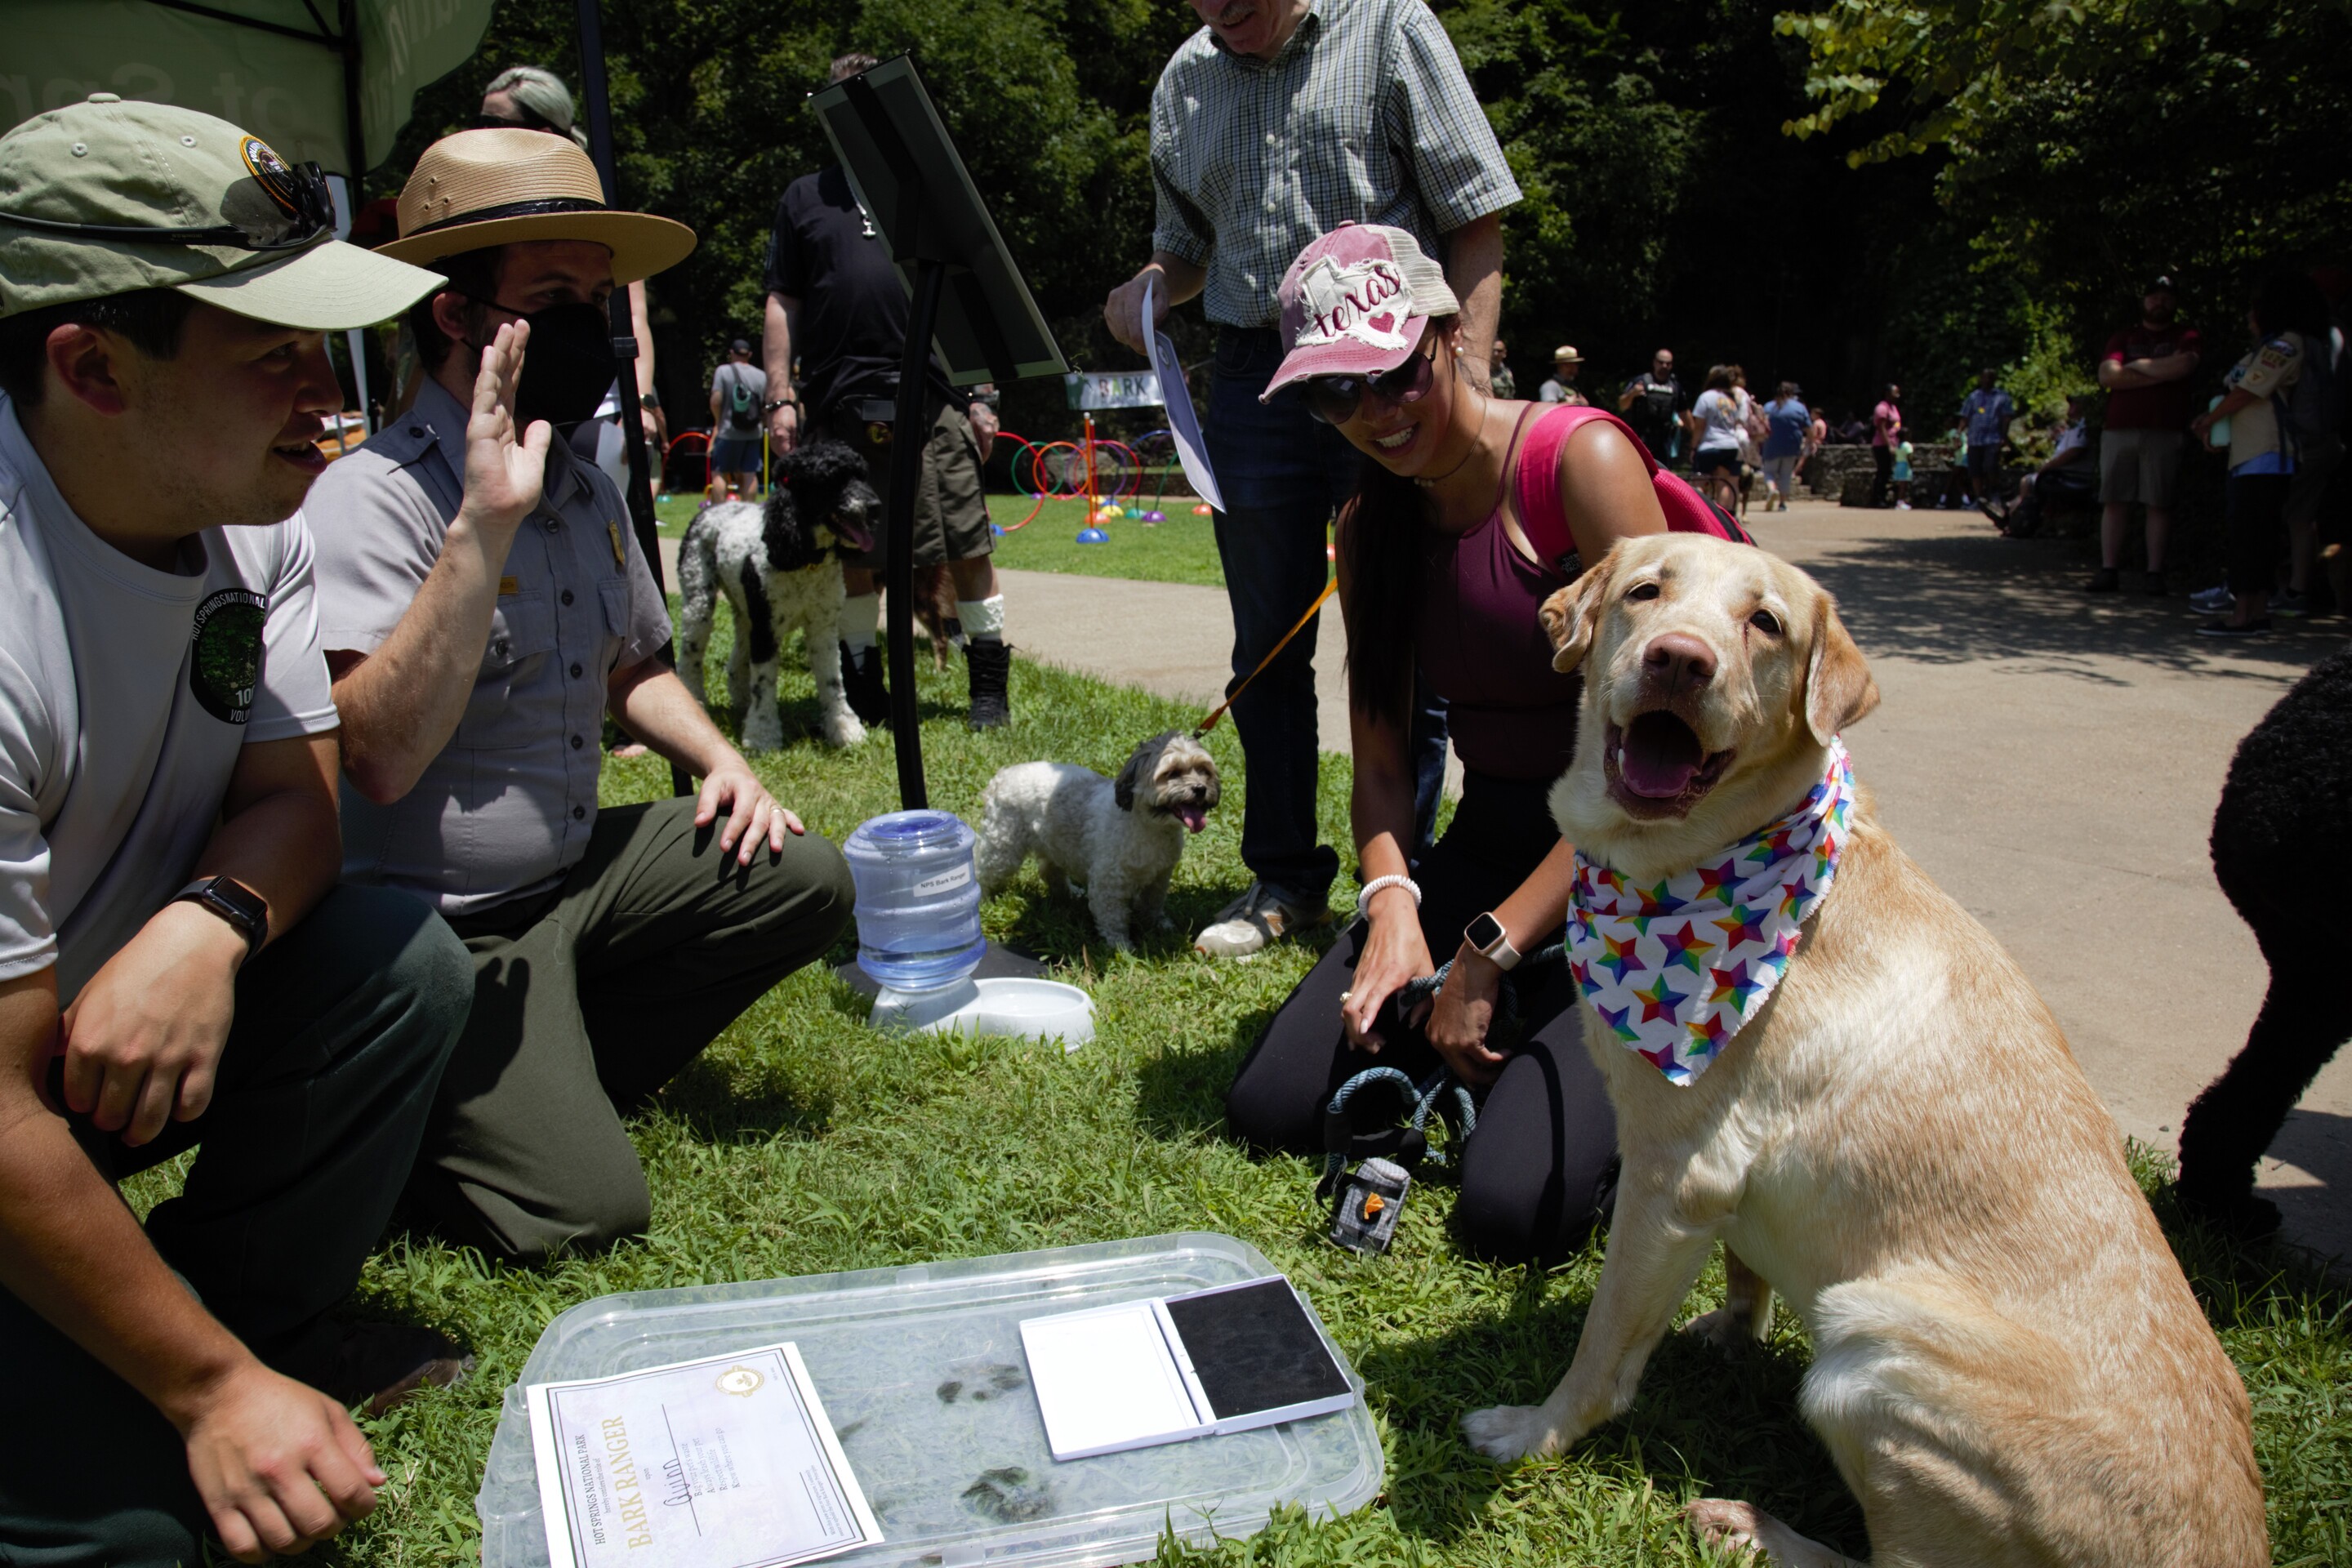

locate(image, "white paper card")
[[527, 1343, 881, 1568], [1143, 275, 1224, 512], [1018, 1300, 1204, 1460]]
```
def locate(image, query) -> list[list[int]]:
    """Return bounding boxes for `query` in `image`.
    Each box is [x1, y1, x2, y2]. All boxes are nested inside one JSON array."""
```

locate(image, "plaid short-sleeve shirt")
[[1152, 0, 1521, 330]]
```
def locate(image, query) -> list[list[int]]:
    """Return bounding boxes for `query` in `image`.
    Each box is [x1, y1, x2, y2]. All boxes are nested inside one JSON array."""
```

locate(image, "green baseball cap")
[[0, 95, 443, 329]]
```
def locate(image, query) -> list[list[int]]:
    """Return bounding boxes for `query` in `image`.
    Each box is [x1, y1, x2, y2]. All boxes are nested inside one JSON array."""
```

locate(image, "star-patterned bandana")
[[1566, 739, 1855, 1085]]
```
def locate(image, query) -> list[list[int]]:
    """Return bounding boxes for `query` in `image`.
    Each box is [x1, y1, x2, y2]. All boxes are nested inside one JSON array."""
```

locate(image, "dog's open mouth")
[[1171, 804, 1209, 833], [1604, 711, 1734, 817]]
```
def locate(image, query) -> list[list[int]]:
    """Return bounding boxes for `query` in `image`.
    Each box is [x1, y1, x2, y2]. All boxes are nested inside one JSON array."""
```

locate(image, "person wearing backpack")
[[1225, 222, 1750, 1265], [707, 338, 768, 501], [1618, 348, 1683, 465]]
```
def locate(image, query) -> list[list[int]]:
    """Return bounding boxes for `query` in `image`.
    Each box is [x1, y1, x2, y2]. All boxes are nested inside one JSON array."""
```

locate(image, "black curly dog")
[[2176, 644, 2352, 1237], [675, 441, 878, 750]]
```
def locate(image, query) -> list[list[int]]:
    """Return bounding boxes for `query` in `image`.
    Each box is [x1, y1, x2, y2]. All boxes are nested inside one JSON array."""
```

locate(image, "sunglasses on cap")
[[1304, 335, 1439, 426], [1, 154, 336, 254]]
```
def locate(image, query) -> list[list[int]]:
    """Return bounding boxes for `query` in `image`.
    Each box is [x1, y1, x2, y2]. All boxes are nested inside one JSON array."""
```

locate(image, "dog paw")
[[1459, 1404, 1559, 1463], [1683, 1499, 1769, 1559], [822, 714, 867, 748], [1684, 1307, 1763, 1353], [741, 724, 784, 754]]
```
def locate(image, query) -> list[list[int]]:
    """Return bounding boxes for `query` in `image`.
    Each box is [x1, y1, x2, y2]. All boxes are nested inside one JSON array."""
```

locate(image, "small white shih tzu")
[[975, 731, 1221, 952]]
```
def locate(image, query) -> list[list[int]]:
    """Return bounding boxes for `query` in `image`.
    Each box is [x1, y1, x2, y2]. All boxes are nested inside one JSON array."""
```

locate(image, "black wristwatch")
[[763, 398, 799, 415], [173, 875, 268, 958]]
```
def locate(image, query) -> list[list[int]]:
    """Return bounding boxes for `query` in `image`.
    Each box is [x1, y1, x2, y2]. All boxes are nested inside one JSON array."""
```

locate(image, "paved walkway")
[[997, 499, 2352, 1267]]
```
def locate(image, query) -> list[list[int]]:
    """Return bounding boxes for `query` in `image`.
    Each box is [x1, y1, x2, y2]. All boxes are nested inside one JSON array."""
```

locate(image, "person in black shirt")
[[1617, 348, 1685, 466], [760, 55, 1010, 728]]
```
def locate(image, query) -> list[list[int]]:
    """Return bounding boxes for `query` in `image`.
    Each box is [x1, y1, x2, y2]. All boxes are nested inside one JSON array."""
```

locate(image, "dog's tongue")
[[1176, 805, 1208, 834], [1620, 712, 1704, 799]]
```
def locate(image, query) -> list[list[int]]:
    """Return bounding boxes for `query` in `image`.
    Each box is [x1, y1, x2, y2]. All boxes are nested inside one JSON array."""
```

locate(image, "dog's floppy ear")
[[1115, 734, 1162, 811], [1804, 593, 1879, 743], [1540, 549, 1617, 675]]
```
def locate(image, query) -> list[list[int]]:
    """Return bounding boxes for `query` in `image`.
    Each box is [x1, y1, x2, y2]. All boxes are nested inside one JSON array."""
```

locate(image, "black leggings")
[[2227, 471, 2292, 598], [1225, 775, 1618, 1263]]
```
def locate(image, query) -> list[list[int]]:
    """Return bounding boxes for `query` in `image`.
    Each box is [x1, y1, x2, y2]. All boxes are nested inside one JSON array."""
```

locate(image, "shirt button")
[[570, 662, 584, 678], [572, 804, 586, 821], [545, 519, 559, 533], [561, 589, 575, 606], [408, 426, 424, 437], [492, 639, 509, 657], [572, 733, 585, 750]]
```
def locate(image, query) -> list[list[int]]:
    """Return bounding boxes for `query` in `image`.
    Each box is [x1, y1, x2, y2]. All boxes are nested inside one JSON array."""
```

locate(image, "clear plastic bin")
[[477, 1232, 1383, 1568]]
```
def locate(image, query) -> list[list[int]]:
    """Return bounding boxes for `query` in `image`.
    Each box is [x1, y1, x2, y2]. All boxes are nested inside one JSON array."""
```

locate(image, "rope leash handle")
[[1195, 577, 1336, 737]]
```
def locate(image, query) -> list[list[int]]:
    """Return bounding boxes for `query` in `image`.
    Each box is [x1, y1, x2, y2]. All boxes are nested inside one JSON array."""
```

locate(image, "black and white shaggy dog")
[[677, 441, 879, 751], [2177, 644, 2352, 1237], [975, 731, 1221, 953]]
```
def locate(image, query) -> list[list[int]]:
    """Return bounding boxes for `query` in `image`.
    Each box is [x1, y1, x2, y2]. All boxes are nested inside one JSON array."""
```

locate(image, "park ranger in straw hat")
[[303, 128, 855, 1272], [0, 94, 475, 1559]]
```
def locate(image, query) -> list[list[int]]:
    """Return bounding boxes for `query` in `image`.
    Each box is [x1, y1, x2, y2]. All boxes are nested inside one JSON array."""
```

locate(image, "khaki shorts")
[[2099, 427, 2184, 508], [817, 402, 994, 568]]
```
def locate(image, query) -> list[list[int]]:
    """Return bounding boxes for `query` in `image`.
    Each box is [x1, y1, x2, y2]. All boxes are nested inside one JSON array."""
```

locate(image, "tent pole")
[[575, 0, 691, 800], [336, 0, 375, 435]]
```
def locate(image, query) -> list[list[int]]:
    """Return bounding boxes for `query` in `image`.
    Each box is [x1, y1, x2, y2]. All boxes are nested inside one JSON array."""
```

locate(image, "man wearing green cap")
[[0, 96, 474, 1561]]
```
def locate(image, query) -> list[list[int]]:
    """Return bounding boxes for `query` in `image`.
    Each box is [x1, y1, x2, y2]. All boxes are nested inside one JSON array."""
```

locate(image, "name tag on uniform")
[[498, 576, 520, 596]]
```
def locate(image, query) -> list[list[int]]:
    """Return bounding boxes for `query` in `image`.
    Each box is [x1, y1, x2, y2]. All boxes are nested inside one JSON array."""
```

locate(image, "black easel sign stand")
[[809, 58, 1067, 810]]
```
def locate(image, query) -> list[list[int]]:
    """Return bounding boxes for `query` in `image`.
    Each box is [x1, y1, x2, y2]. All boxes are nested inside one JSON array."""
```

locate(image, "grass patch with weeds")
[[125, 602, 2350, 1565]]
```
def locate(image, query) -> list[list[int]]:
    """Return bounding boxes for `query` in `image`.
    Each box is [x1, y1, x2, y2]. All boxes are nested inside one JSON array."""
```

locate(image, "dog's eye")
[[1626, 581, 1661, 602], [1749, 609, 1783, 636]]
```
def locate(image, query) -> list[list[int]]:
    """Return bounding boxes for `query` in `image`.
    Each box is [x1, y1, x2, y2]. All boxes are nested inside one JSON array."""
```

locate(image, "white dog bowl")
[[869, 976, 1096, 1051]]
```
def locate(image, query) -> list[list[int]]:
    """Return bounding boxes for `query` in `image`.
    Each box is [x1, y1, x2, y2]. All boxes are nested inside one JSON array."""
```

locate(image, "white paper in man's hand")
[[1144, 276, 1223, 513]]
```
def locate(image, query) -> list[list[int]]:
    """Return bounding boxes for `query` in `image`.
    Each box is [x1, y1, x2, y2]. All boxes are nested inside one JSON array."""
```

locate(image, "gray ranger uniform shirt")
[[305, 376, 673, 916]]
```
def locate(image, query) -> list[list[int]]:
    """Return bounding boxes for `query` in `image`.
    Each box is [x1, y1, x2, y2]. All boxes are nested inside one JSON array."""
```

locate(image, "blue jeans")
[[1206, 327, 1449, 903]]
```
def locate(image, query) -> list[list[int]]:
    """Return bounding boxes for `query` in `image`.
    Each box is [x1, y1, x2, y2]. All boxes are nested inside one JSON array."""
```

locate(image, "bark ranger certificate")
[[526, 1344, 882, 1568]]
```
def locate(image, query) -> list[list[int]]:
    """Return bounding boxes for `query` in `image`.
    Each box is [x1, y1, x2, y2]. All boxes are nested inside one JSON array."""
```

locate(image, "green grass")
[[128, 608, 2350, 1566], [651, 488, 1236, 586]]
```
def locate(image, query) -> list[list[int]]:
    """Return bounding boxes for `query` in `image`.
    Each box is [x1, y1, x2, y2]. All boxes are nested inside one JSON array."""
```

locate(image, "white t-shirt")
[[0, 399, 338, 1004], [1691, 389, 1744, 450]]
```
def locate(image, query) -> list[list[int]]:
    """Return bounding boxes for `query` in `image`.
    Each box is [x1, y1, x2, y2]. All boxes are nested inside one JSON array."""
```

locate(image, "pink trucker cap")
[[1261, 221, 1459, 403]]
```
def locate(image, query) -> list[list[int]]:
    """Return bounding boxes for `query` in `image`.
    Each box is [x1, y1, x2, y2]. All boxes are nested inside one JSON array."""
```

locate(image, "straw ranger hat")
[[376, 128, 694, 283]]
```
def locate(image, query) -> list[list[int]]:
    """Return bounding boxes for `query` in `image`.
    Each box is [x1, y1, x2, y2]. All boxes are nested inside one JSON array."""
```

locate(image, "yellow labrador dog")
[[1459, 534, 2265, 1566]]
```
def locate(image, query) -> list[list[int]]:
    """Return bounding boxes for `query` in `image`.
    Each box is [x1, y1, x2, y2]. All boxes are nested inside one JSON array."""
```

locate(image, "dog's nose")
[[1642, 632, 1717, 693]]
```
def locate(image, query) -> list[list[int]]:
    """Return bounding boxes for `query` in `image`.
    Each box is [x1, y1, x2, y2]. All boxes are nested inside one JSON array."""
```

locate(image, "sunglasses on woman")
[[1304, 336, 1440, 426]]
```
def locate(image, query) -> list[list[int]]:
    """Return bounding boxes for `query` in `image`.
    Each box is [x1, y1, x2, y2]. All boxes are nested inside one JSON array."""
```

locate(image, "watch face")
[[204, 876, 268, 930], [1464, 912, 1504, 951]]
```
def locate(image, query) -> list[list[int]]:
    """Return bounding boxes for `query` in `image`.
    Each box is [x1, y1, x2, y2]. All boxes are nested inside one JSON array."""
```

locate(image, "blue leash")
[[1315, 942, 1568, 1196]]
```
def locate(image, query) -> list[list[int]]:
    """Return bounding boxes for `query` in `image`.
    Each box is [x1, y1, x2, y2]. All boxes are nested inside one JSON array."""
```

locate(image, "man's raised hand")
[[460, 320, 550, 536]]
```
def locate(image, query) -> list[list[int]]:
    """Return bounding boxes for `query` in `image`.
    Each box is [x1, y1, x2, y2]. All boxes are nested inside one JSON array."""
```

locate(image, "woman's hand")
[[1426, 945, 1511, 1087], [1342, 903, 1435, 1052]]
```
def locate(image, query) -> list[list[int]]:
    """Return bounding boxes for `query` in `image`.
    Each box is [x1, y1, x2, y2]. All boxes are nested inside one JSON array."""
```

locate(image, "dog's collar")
[[1566, 739, 1854, 1085]]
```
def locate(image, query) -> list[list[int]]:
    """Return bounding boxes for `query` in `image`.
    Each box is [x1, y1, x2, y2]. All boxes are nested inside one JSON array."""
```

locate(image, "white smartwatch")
[[1463, 911, 1522, 971]]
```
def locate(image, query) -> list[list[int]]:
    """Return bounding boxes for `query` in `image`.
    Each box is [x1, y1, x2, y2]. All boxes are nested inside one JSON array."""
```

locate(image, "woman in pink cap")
[[1225, 220, 1673, 1263]]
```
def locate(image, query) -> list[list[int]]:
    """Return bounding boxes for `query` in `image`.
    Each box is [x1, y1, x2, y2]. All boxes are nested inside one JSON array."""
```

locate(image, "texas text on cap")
[[0, 95, 443, 329], [1260, 221, 1460, 403]]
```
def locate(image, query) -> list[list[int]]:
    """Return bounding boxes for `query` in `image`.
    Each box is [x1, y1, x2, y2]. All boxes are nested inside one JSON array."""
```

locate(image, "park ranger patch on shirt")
[[189, 587, 267, 724]]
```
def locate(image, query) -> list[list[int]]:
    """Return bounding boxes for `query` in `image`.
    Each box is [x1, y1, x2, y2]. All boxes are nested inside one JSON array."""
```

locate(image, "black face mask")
[[466, 299, 617, 429]]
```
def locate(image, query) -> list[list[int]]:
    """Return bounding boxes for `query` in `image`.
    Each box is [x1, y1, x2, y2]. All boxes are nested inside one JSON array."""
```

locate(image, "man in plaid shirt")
[[1105, 0, 1518, 958]]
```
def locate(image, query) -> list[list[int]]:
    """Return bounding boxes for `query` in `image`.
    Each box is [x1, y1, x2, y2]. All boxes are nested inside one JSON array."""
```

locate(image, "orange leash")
[[1196, 577, 1337, 737]]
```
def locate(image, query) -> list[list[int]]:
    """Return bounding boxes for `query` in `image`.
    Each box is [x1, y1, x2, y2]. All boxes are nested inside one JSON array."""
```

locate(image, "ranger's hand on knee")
[[57, 901, 244, 1145], [698, 755, 804, 863], [180, 1361, 383, 1562]]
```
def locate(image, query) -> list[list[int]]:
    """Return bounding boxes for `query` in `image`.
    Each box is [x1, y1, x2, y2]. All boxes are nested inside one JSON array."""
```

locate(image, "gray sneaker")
[[1193, 880, 1330, 958], [2189, 584, 2234, 613]]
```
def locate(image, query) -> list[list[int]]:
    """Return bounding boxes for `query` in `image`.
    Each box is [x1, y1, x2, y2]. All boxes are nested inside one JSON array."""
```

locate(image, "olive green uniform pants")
[[406, 795, 853, 1264]]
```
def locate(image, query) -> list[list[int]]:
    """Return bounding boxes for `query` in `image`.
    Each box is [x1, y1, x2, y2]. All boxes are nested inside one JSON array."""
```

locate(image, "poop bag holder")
[[1316, 1062, 1476, 1256]]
